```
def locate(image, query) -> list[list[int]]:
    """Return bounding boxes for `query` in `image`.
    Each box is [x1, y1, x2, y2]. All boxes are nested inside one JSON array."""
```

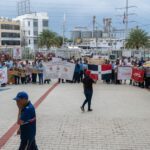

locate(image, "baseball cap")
[[13, 92, 29, 101]]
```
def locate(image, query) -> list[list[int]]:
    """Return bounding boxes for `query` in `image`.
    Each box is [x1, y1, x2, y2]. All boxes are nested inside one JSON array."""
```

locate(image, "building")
[[0, 18, 21, 50], [78, 38, 124, 51], [14, 12, 49, 51], [71, 27, 125, 51]]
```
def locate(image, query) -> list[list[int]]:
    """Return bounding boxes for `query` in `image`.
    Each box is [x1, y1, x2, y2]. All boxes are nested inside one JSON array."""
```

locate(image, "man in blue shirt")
[[73, 61, 81, 83], [13, 92, 38, 150]]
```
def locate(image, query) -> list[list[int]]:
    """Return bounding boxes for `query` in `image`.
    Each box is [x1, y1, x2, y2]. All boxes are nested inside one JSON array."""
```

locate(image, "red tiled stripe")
[[0, 82, 58, 149]]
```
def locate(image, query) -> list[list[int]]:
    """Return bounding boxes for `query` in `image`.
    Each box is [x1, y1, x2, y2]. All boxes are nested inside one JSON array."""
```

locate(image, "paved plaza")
[[0, 82, 150, 150]]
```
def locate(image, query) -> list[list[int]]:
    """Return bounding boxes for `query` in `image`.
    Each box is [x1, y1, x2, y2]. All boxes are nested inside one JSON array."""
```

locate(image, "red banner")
[[132, 67, 145, 83]]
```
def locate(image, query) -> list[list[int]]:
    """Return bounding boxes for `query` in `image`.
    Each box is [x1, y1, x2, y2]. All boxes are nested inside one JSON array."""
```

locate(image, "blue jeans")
[[38, 73, 43, 84], [82, 90, 93, 110]]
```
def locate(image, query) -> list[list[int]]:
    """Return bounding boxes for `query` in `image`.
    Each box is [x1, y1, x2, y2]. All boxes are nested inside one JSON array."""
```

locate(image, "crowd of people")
[[103, 57, 150, 89], [0, 52, 150, 89]]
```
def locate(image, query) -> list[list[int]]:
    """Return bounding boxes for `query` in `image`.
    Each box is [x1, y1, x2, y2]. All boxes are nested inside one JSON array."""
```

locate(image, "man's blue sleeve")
[[20, 109, 31, 123]]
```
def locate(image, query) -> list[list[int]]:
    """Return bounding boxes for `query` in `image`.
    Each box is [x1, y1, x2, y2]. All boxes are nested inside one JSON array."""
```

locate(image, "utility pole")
[[125, 0, 128, 40], [63, 13, 66, 46], [96, 26, 98, 48], [92, 16, 96, 38], [116, 0, 136, 50]]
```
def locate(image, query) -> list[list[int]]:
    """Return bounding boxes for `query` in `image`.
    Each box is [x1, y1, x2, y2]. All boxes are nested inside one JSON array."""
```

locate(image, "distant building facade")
[[14, 12, 49, 51], [0, 18, 21, 50], [71, 27, 124, 51]]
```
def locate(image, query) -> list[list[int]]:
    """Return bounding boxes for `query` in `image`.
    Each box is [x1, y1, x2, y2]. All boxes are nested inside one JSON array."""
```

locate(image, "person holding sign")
[[81, 70, 96, 112]]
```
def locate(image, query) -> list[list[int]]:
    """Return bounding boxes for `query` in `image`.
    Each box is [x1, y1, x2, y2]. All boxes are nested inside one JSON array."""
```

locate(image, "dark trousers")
[[44, 79, 51, 84], [73, 72, 80, 83], [58, 78, 65, 83], [21, 77, 26, 84], [19, 138, 38, 150], [14, 76, 20, 85], [80, 71, 84, 82], [32, 74, 37, 84], [82, 90, 93, 110], [145, 77, 150, 88]]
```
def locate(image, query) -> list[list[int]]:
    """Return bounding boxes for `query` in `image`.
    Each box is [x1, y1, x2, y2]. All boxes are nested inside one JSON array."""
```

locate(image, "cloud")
[[0, 0, 150, 36]]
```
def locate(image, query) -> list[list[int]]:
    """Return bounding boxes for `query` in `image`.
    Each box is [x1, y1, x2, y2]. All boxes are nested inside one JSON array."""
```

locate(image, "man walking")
[[81, 70, 96, 112], [13, 92, 38, 150]]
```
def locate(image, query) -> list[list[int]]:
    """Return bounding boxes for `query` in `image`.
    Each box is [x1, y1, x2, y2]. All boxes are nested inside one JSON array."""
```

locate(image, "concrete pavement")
[[1, 82, 150, 150]]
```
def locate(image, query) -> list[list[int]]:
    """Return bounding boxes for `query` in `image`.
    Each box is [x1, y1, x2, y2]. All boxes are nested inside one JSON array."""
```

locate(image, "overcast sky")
[[0, 0, 150, 37]]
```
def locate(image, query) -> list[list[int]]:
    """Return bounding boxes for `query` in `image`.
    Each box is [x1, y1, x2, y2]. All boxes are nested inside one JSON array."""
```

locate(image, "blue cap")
[[13, 92, 29, 101]]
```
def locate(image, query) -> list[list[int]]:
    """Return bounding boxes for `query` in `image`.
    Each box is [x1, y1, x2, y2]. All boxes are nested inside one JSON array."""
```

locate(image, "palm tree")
[[126, 28, 148, 50], [38, 30, 63, 49]]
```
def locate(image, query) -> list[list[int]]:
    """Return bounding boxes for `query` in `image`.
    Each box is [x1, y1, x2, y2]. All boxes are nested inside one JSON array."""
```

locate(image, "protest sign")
[[8, 70, 15, 84], [87, 58, 105, 65], [13, 48, 22, 59], [59, 62, 75, 80], [43, 62, 60, 79], [43, 61, 75, 80], [0, 67, 8, 85], [117, 67, 132, 80], [132, 67, 145, 83]]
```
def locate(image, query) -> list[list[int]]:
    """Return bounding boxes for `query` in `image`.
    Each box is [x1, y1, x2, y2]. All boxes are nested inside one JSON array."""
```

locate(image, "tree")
[[38, 30, 63, 49], [126, 28, 149, 50]]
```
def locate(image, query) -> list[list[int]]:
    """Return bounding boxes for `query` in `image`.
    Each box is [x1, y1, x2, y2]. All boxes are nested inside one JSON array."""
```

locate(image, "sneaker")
[[80, 107, 85, 112]]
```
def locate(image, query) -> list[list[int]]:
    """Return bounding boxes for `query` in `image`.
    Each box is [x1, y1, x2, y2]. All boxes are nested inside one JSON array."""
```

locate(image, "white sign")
[[13, 48, 22, 59], [0, 67, 8, 85], [59, 62, 75, 80], [43, 61, 75, 80], [43, 62, 60, 79], [118, 67, 132, 80]]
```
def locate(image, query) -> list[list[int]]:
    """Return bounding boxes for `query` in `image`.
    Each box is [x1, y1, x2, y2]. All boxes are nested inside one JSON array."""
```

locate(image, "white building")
[[79, 38, 124, 51], [90, 38, 124, 50], [14, 12, 49, 51]]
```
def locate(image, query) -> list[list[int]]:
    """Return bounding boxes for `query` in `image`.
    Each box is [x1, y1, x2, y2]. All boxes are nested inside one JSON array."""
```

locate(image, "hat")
[[13, 92, 29, 101], [85, 70, 91, 76]]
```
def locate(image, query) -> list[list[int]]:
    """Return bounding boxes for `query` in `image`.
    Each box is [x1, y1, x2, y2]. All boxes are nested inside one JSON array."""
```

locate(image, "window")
[[14, 25, 20, 30], [2, 40, 20, 45], [42, 20, 48, 27], [1, 32, 20, 38], [1, 24, 20, 30], [28, 31, 30, 35], [34, 40, 38, 45], [29, 39, 30, 44], [33, 20, 38, 27], [108, 43, 112, 46], [34, 31, 38, 36], [28, 21, 30, 27]]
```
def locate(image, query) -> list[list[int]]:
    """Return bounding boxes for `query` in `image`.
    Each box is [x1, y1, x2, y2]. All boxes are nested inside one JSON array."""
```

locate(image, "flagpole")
[[124, 0, 128, 50]]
